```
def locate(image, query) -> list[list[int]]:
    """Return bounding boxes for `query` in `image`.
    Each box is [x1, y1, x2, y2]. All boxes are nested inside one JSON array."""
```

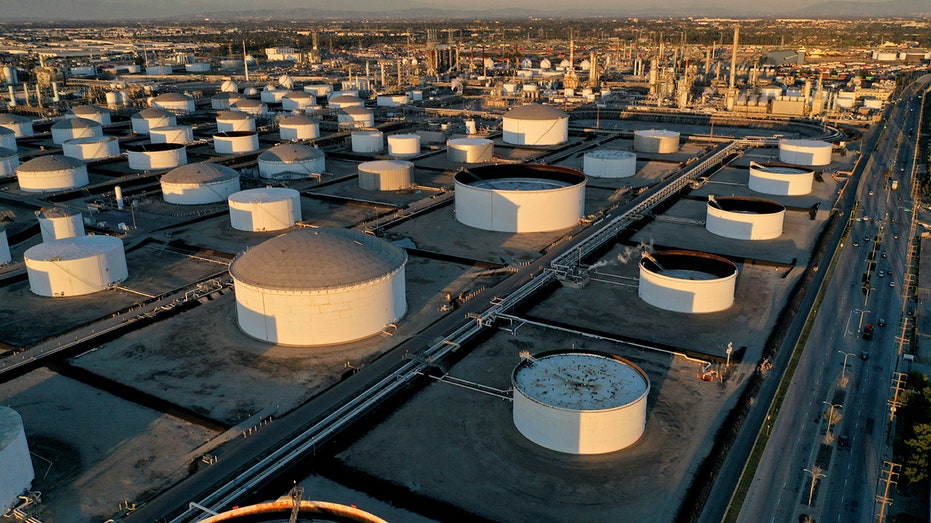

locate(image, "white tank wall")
[[358, 161, 414, 191], [132, 115, 175, 134], [39, 213, 84, 242], [18, 165, 89, 192], [163, 178, 241, 205], [351, 131, 384, 153], [502, 116, 568, 145], [778, 140, 832, 166], [149, 126, 193, 145], [1, 120, 32, 137], [455, 179, 585, 233], [280, 122, 319, 141], [639, 264, 736, 313], [258, 157, 326, 179], [261, 89, 288, 103], [748, 164, 814, 196], [583, 150, 637, 178], [0, 153, 20, 177], [62, 137, 120, 160], [281, 95, 314, 111], [376, 94, 409, 107], [447, 138, 493, 163], [217, 117, 255, 133], [229, 188, 301, 232], [214, 133, 259, 154], [387, 134, 420, 157], [52, 124, 102, 145], [304, 84, 332, 97], [706, 204, 785, 240], [127, 147, 187, 170], [233, 267, 406, 346], [512, 382, 647, 454], [0, 132, 15, 152], [25, 236, 128, 297], [0, 229, 10, 265], [634, 131, 680, 154], [338, 110, 374, 127], [151, 98, 195, 113], [0, 407, 34, 510]]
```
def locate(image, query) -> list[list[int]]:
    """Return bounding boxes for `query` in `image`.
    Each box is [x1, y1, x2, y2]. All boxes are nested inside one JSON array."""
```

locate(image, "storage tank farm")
[[229, 188, 301, 232], [706, 195, 786, 240], [639, 250, 738, 313], [258, 143, 325, 179], [454, 164, 585, 233], [160, 163, 241, 205], [16, 155, 89, 192], [229, 228, 407, 346], [24, 235, 128, 297], [748, 161, 815, 196], [0, 406, 34, 511], [502, 104, 569, 146], [38, 207, 85, 242], [512, 351, 650, 454]]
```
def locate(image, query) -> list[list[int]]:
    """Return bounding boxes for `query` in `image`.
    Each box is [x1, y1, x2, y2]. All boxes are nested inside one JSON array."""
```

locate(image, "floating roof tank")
[[150, 92, 196, 114], [213, 131, 259, 155], [131, 108, 176, 134], [0, 406, 34, 510], [228, 187, 301, 232], [231, 99, 267, 116], [358, 160, 414, 191], [149, 125, 193, 145], [638, 250, 737, 313], [387, 133, 420, 157], [778, 139, 832, 166], [583, 149, 637, 178], [125, 142, 187, 170], [706, 195, 786, 240], [351, 129, 384, 153], [748, 161, 814, 196], [196, 499, 388, 523]]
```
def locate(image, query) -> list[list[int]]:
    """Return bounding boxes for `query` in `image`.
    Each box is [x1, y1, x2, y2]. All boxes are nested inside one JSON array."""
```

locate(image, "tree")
[[903, 423, 931, 484]]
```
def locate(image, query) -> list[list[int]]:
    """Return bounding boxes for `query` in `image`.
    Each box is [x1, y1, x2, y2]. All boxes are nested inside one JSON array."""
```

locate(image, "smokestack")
[[243, 41, 249, 82], [23, 83, 30, 106], [8, 85, 15, 107], [52, 81, 60, 102], [115, 186, 124, 210], [729, 25, 739, 90]]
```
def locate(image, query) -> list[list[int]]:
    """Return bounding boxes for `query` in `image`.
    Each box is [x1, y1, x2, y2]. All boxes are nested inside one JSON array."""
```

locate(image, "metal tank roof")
[[212, 92, 242, 101], [25, 234, 122, 261], [504, 104, 568, 120], [216, 110, 252, 120], [39, 207, 80, 218], [230, 228, 407, 291], [283, 91, 313, 99], [18, 155, 85, 172], [329, 95, 364, 104], [162, 163, 239, 185], [133, 108, 174, 120], [278, 114, 317, 125], [340, 106, 371, 115], [228, 187, 299, 203], [0, 114, 31, 124], [70, 105, 108, 116], [513, 352, 649, 410], [152, 92, 194, 102], [52, 117, 100, 130], [258, 143, 323, 163], [232, 99, 264, 108]]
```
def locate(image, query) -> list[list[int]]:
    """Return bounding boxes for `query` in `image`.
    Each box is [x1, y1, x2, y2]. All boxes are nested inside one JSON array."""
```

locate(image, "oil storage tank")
[[62, 136, 120, 161], [131, 108, 176, 134], [447, 137, 493, 163], [328, 94, 364, 110], [338, 107, 374, 128], [502, 104, 569, 146], [17, 155, 89, 192], [281, 91, 316, 111], [149, 125, 193, 145], [748, 161, 814, 196], [211, 92, 242, 110], [0, 128, 14, 151], [633, 130, 680, 154], [229, 228, 407, 346], [69, 105, 111, 125], [126, 143, 187, 170], [454, 164, 585, 233], [0, 113, 33, 137], [161, 163, 240, 205], [358, 160, 413, 191], [231, 99, 267, 116], [38, 207, 85, 241], [639, 250, 737, 313], [228, 188, 301, 232], [24, 235, 128, 296], [778, 139, 832, 166], [216, 110, 255, 133], [0, 406, 34, 511], [196, 499, 388, 523], [150, 92, 196, 114], [0, 147, 20, 178], [706, 195, 785, 240], [213, 131, 259, 154], [0, 227, 10, 265], [387, 133, 420, 157], [583, 149, 637, 178], [258, 143, 325, 179], [512, 350, 650, 454], [351, 130, 384, 153], [51, 117, 102, 145], [278, 114, 319, 141]]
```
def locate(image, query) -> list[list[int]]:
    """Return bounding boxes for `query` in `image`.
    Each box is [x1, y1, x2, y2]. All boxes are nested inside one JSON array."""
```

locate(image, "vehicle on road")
[[882, 251, 888, 258], [890, 280, 895, 287], [878, 270, 884, 277], [863, 324, 875, 340], [891, 180, 899, 190], [879, 318, 887, 327], [861, 351, 870, 360], [853, 241, 860, 247], [838, 434, 850, 447]]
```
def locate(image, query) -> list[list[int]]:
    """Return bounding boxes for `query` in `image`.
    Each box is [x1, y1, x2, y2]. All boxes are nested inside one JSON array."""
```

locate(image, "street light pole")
[[822, 401, 843, 439], [803, 467, 827, 506], [837, 350, 856, 380], [855, 309, 871, 333]]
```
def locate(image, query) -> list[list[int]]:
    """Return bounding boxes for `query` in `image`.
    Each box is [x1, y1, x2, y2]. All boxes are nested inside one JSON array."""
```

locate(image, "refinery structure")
[[0, 13, 929, 523]]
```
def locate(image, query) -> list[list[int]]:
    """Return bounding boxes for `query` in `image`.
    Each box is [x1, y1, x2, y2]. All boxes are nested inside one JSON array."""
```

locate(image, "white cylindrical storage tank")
[[17, 155, 89, 192], [358, 160, 414, 191], [512, 350, 650, 455], [0, 147, 19, 178], [261, 88, 289, 104], [150, 92, 195, 114], [706, 196, 786, 240], [228, 187, 301, 232], [51, 117, 102, 145], [0, 406, 35, 510], [213, 131, 259, 154], [0, 228, 9, 265], [778, 139, 832, 166], [216, 110, 255, 133], [351, 129, 384, 153], [447, 137, 493, 163], [638, 250, 737, 313], [229, 228, 407, 346], [583, 149, 637, 178], [0, 114, 33, 137], [161, 162, 241, 205], [633, 130, 680, 154], [330, 89, 359, 100], [220, 79, 239, 93], [131, 108, 176, 134], [146, 65, 173, 75], [0, 128, 15, 151], [328, 94, 364, 110], [502, 104, 569, 146], [748, 161, 815, 196], [149, 125, 193, 145], [62, 136, 120, 161], [125, 142, 187, 171], [281, 91, 315, 111], [454, 164, 585, 233], [278, 114, 320, 141], [257, 143, 326, 179], [230, 99, 266, 116], [376, 93, 409, 107], [387, 133, 420, 157], [409, 89, 423, 101], [69, 105, 111, 125], [211, 92, 242, 110], [338, 107, 374, 128], [38, 207, 85, 242], [185, 62, 210, 73], [304, 84, 333, 97], [25, 235, 128, 297]]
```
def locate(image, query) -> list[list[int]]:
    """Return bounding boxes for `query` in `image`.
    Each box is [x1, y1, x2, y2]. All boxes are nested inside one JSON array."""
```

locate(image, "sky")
[[0, 0, 923, 21]]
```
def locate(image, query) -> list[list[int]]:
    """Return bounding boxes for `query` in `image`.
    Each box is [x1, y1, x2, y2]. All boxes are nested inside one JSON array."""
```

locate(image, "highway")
[[737, 74, 929, 523]]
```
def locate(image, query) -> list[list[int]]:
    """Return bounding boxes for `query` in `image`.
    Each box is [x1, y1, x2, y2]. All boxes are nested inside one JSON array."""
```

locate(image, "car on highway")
[[878, 270, 884, 277], [853, 241, 860, 247], [882, 251, 888, 258], [863, 324, 875, 340], [879, 318, 887, 327], [838, 434, 850, 447], [890, 280, 895, 287], [861, 351, 870, 360]]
